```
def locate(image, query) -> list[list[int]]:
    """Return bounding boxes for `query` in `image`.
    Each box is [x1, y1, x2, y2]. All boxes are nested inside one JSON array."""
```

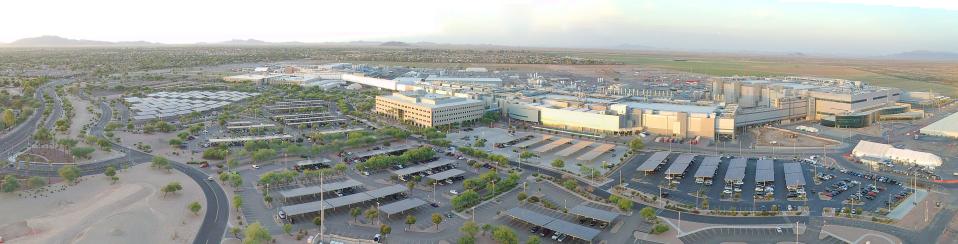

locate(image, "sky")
[[2, 0, 956, 55]]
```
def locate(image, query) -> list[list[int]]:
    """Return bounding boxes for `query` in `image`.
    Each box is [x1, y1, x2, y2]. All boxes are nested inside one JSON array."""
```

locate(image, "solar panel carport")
[[533, 138, 572, 153], [543, 219, 601, 242], [556, 141, 594, 157], [756, 159, 775, 183], [426, 169, 465, 181], [637, 151, 670, 172], [504, 208, 601, 242], [278, 179, 363, 202], [325, 192, 374, 208], [783, 163, 806, 188], [694, 156, 722, 179], [576, 143, 615, 161], [280, 200, 332, 217], [378, 198, 427, 216], [724, 158, 747, 183], [392, 160, 455, 178], [514, 135, 552, 148], [665, 153, 696, 175], [569, 205, 619, 223], [504, 207, 554, 226], [365, 184, 407, 198]]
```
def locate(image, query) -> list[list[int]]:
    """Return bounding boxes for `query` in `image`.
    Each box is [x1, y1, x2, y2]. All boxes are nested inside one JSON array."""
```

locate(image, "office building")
[[375, 91, 485, 128]]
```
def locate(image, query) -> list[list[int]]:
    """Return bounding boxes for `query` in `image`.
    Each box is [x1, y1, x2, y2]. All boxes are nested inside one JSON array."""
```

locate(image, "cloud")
[[782, 0, 958, 11]]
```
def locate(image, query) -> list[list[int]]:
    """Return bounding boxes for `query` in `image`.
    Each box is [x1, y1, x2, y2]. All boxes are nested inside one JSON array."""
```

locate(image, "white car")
[[449, 190, 459, 195], [207, 176, 214, 181], [362, 171, 370, 176], [251, 164, 260, 169]]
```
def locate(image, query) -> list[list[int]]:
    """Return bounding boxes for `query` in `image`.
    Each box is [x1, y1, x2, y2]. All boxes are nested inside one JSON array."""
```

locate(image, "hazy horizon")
[[4, 0, 957, 55]]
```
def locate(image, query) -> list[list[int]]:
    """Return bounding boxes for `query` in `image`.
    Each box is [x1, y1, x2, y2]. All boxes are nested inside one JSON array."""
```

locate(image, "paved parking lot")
[[679, 227, 799, 244], [620, 151, 906, 215]]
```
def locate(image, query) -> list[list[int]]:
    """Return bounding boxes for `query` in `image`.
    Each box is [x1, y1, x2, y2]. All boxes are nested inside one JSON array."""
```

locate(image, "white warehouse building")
[[851, 140, 942, 169]]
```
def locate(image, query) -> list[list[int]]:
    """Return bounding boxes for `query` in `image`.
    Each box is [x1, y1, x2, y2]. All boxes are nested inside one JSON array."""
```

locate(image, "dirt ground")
[[115, 130, 201, 164], [753, 127, 838, 147], [64, 94, 125, 163], [0, 163, 205, 244]]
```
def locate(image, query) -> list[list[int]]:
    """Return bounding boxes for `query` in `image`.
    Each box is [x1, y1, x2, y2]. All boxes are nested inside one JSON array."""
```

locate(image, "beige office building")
[[375, 91, 485, 128]]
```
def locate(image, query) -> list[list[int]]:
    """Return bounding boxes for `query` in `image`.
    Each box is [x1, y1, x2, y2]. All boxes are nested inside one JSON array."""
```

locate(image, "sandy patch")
[[62, 94, 125, 163], [114, 130, 201, 164], [0, 164, 206, 244]]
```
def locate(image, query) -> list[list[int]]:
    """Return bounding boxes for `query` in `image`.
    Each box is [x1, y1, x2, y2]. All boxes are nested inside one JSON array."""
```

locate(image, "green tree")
[[188, 201, 202, 215], [27, 176, 46, 188], [2, 175, 20, 192], [283, 223, 293, 236], [629, 138, 645, 151], [431, 213, 443, 230], [365, 207, 379, 224], [1, 109, 15, 127], [457, 236, 476, 244], [350, 207, 362, 222], [313, 216, 323, 226], [640, 206, 656, 221], [70, 147, 96, 159], [169, 138, 183, 146], [379, 224, 392, 240], [525, 236, 541, 244], [481, 224, 492, 236], [151, 156, 171, 172], [232, 195, 243, 211], [517, 192, 528, 202], [57, 138, 79, 149], [491, 225, 519, 244], [162, 181, 183, 197], [460, 220, 479, 238], [58, 165, 80, 184], [519, 151, 535, 161], [243, 222, 272, 244], [33, 127, 53, 145], [405, 215, 417, 230], [551, 159, 565, 168], [651, 223, 670, 234]]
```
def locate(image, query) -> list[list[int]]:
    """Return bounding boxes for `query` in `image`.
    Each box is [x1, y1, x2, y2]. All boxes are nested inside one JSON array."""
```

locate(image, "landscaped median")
[[451, 171, 520, 212]]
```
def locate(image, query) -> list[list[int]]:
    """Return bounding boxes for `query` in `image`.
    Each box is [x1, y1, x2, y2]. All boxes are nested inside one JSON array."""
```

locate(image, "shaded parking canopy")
[[576, 143, 615, 161], [426, 169, 466, 181], [637, 151, 670, 172], [533, 138, 572, 153], [378, 198, 427, 215], [514, 135, 552, 148], [694, 156, 722, 178], [353, 145, 417, 160], [325, 192, 374, 208], [278, 179, 363, 200], [665, 153, 696, 175], [366, 184, 407, 199], [543, 218, 601, 242], [756, 159, 775, 183], [724, 158, 747, 183], [556, 141, 594, 157], [279, 199, 332, 217], [392, 160, 455, 177], [504, 207, 555, 226], [569, 205, 619, 223], [783, 162, 806, 187]]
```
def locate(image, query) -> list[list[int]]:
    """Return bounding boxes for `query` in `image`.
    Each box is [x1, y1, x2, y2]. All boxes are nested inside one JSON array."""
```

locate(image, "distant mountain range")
[[880, 50, 958, 61]]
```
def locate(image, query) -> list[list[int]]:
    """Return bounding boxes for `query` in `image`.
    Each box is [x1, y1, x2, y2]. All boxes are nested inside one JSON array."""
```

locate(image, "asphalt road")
[[0, 79, 70, 158], [91, 100, 229, 244]]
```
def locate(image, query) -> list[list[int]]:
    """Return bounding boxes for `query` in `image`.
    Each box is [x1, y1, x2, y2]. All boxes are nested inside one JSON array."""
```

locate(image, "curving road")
[[90, 100, 229, 244], [0, 79, 70, 158]]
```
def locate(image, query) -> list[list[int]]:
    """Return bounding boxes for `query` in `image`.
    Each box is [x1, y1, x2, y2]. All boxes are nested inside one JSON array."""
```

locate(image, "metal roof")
[[426, 169, 466, 181], [556, 141, 594, 157], [504, 207, 554, 227], [278, 179, 363, 199], [756, 159, 775, 182], [637, 151, 670, 172], [280, 200, 332, 217], [724, 158, 747, 182], [693, 156, 722, 178], [576, 143, 615, 161], [353, 145, 418, 159], [783, 163, 806, 187], [365, 184, 407, 198], [569, 205, 619, 223], [514, 135, 552, 148], [542, 218, 601, 241], [533, 138, 572, 153], [665, 153, 696, 175], [392, 159, 455, 177], [378, 198, 427, 215], [324, 192, 374, 208]]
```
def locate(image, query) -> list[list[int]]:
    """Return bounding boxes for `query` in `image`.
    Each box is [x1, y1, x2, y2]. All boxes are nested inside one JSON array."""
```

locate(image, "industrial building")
[[711, 77, 918, 128], [375, 91, 485, 128], [920, 112, 958, 139], [851, 140, 942, 169]]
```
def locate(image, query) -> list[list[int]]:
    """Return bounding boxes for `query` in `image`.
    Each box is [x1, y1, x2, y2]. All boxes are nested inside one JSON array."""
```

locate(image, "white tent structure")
[[852, 140, 942, 169]]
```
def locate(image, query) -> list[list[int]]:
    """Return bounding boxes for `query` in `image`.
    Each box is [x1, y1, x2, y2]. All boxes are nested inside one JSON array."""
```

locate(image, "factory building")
[[711, 77, 914, 128], [375, 91, 485, 128]]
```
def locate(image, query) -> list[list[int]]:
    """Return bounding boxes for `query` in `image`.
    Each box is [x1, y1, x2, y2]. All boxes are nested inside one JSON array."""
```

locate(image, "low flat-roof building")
[[375, 91, 485, 128], [852, 140, 942, 169], [920, 112, 958, 139]]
